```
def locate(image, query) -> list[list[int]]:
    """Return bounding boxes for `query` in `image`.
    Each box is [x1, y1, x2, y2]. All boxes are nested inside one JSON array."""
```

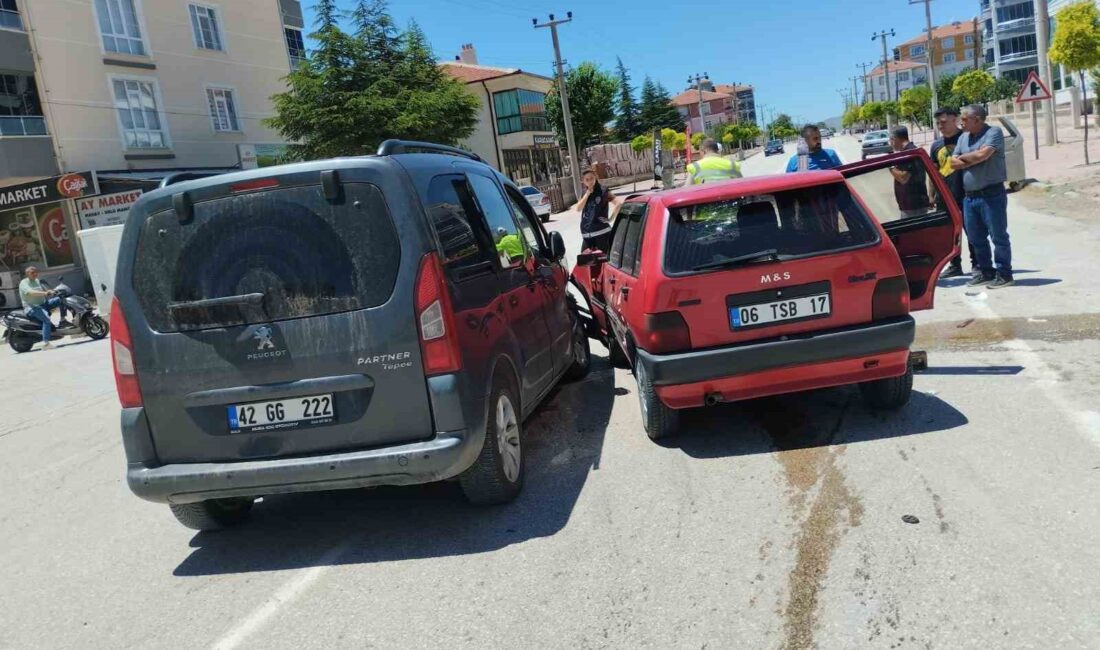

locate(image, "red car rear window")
[[664, 182, 879, 274]]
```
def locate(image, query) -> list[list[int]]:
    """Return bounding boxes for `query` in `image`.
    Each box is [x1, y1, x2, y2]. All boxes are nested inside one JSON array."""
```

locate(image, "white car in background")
[[520, 185, 552, 222]]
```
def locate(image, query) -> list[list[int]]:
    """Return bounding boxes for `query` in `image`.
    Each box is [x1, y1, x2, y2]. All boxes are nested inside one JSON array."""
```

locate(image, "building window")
[[941, 37, 955, 49], [996, 2, 1034, 24], [999, 34, 1037, 58], [493, 89, 549, 135], [964, 34, 975, 45], [189, 4, 223, 51], [897, 71, 910, 82], [878, 76, 885, 86], [111, 77, 168, 148], [1002, 66, 1038, 85], [909, 45, 925, 57], [943, 52, 957, 64], [206, 87, 240, 132], [94, 0, 146, 56], [0, 0, 22, 31], [0, 72, 46, 136], [284, 27, 306, 68]]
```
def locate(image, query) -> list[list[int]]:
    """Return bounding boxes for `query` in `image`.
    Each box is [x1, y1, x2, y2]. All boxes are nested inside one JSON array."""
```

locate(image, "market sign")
[[533, 134, 558, 149], [76, 189, 143, 229], [0, 172, 99, 211]]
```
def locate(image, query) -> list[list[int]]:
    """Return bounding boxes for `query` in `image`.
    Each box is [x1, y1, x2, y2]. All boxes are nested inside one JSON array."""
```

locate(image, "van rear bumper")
[[125, 428, 478, 504]]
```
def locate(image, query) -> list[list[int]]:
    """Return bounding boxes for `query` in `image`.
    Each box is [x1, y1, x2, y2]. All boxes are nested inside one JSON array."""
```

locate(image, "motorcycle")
[[2, 278, 109, 353]]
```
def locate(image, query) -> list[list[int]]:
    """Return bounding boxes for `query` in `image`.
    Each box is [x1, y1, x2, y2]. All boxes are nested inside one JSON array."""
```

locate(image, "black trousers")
[[582, 232, 612, 254]]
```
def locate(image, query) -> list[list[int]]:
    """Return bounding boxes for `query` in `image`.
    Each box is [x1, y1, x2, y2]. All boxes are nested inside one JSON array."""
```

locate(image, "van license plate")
[[730, 294, 831, 329], [227, 394, 335, 434]]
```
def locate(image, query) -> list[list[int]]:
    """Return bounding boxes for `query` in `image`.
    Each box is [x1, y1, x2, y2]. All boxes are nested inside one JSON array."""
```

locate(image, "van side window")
[[607, 213, 630, 268], [619, 203, 647, 276], [466, 173, 528, 269], [505, 187, 546, 256], [425, 175, 493, 272]]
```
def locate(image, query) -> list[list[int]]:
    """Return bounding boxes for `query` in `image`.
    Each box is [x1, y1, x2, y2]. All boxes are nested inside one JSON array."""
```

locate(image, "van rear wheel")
[[859, 364, 914, 410], [460, 377, 523, 505], [169, 497, 254, 531]]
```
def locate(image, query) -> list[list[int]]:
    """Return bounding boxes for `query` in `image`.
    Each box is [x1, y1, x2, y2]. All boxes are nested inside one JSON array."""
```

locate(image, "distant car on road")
[[570, 149, 961, 439], [520, 185, 552, 222], [764, 140, 785, 157], [861, 130, 892, 159], [110, 140, 591, 531]]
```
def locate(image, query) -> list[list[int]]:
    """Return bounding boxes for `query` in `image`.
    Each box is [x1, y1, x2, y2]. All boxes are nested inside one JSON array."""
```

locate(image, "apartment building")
[[675, 81, 756, 135], [981, 0, 1040, 85], [714, 84, 757, 125], [0, 0, 302, 292], [864, 61, 928, 102], [895, 20, 982, 80], [440, 45, 563, 189]]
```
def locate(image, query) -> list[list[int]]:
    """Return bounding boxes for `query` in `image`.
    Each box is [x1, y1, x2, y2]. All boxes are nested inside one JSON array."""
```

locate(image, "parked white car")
[[520, 185, 552, 222]]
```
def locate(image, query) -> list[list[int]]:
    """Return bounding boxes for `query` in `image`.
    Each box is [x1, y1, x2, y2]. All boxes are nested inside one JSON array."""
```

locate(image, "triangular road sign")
[[1016, 71, 1053, 103]]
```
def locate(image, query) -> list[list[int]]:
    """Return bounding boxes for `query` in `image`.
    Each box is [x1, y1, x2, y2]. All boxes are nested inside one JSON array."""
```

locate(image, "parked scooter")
[[2, 278, 109, 353]]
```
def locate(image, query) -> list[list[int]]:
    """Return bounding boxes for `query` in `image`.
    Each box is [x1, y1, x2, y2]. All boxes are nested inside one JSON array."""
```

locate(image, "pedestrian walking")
[[684, 138, 742, 186], [887, 126, 931, 218], [786, 125, 842, 172], [572, 169, 622, 253], [930, 107, 977, 278], [951, 104, 1013, 289]]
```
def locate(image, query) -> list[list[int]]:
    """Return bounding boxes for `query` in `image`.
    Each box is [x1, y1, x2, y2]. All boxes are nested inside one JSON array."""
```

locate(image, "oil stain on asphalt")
[[915, 312, 1100, 351], [748, 397, 865, 650]]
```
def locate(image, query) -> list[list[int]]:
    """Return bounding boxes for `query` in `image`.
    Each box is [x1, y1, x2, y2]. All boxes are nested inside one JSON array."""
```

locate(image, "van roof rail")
[[376, 139, 481, 162], [159, 172, 220, 188]]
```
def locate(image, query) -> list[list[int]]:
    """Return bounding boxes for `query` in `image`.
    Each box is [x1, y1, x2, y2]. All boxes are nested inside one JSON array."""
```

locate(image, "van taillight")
[[643, 311, 692, 354], [109, 297, 143, 408], [415, 253, 462, 376], [872, 276, 910, 320]]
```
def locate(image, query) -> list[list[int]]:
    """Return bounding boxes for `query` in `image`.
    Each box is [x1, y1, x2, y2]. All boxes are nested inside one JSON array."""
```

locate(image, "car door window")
[[424, 175, 494, 275], [607, 213, 630, 268], [467, 173, 528, 269], [505, 187, 547, 256], [619, 203, 647, 276], [844, 158, 945, 226]]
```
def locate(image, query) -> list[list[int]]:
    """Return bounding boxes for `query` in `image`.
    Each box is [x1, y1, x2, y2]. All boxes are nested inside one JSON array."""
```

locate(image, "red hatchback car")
[[570, 150, 962, 439]]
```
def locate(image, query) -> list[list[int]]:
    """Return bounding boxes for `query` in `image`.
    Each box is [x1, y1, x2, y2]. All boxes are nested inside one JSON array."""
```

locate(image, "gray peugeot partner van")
[[111, 141, 590, 531]]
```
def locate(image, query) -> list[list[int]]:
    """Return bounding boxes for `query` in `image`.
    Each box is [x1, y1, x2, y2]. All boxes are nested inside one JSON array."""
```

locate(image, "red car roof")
[[643, 171, 846, 211]]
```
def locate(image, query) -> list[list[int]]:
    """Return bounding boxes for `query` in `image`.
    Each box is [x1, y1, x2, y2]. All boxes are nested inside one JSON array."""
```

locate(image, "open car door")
[[839, 148, 962, 311]]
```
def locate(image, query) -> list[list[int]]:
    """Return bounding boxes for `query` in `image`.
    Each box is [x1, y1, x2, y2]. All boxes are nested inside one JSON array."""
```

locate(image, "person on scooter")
[[18, 266, 71, 350]]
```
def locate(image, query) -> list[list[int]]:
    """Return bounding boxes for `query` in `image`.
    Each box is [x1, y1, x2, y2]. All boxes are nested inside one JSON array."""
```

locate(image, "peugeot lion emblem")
[[253, 326, 276, 351]]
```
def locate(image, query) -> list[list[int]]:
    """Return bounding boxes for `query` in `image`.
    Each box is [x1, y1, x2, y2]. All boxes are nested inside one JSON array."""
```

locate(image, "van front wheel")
[[169, 497, 254, 531]]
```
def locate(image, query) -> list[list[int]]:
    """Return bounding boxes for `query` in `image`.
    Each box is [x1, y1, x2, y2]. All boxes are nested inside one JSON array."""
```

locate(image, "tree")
[[842, 104, 863, 129], [860, 102, 887, 128], [953, 69, 996, 104], [612, 58, 642, 142], [546, 62, 617, 147], [640, 77, 685, 132], [660, 128, 686, 151], [690, 132, 705, 149], [768, 113, 797, 139], [899, 86, 933, 127], [630, 133, 653, 153], [989, 76, 1021, 103], [1049, 0, 1100, 164], [266, 0, 479, 159]]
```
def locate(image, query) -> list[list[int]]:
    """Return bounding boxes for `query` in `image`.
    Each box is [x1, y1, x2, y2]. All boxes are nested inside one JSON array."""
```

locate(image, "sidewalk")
[[1011, 115, 1100, 222]]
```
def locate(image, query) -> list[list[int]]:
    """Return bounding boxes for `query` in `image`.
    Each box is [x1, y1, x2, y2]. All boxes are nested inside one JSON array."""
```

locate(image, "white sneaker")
[[40, 342, 53, 351]]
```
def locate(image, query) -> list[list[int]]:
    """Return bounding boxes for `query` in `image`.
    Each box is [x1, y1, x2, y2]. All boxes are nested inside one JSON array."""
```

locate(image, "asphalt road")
[[3, 136, 1099, 649]]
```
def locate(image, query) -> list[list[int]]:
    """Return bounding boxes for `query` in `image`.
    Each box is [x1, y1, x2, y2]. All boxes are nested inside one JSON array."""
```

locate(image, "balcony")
[[0, 7, 22, 30], [0, 116, 47, 136], [999, 49, 1038, 65], [996, 17, 1036, 33], [496, 114, 550, 136]]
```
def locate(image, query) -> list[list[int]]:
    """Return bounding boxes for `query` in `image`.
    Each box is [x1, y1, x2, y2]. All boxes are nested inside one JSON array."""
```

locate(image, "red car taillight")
[[872, 275, 910, 320], [540, 196, 549, 205], [109, 297, 143, 408], [643, 311, 692, 354], [415, 253, 462, 376]]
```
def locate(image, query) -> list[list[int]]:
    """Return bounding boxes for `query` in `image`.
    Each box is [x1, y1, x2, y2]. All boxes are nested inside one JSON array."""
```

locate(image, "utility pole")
[[850, 76, 861, 107], [534, 13, 582, 199], [688, 72, 709, 136], [857, 62, 874, 103], [872, 29, 897, 127], [1034, 0, 1057, 144], [909, 0, 939, 117]]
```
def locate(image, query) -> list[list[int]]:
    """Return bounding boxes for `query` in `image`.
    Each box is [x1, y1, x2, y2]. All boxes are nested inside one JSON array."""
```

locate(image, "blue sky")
[[303, 0, 982, 123]]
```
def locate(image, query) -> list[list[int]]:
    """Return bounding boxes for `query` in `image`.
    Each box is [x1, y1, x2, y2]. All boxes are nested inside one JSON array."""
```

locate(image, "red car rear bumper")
[[634, 317, 915, 410]]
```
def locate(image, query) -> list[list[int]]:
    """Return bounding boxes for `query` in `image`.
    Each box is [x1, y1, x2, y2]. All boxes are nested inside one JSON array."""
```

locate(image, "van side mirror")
[[549, 231, 566, 262]]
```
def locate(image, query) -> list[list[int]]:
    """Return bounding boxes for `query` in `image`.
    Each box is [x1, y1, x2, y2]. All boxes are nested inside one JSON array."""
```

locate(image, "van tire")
[[460, 376, 523, 505], [607, 336, 630, 369], [859, 364, 914, 411], [564, 312, 591, 381], [636, 362, 679, 440], [168, 497, 254, 531]]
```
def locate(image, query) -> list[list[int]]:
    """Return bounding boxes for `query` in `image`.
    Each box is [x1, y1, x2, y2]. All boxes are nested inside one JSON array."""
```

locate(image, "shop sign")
[[238, 144, 259, 170], [36, 204, 74, 268], [0, 172, 99, 211], [533, 134, 558, 149], [76, 189, 144, 229]]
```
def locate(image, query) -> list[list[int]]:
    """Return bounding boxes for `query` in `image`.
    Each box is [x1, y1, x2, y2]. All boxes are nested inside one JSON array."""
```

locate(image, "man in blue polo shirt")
[[786, 124, 842, 172]]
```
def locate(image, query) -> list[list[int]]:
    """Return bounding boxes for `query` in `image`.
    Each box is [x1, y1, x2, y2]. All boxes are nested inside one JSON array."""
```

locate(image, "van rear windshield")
[[132, 183, 400, 332], [664, 182, 879, 275]]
